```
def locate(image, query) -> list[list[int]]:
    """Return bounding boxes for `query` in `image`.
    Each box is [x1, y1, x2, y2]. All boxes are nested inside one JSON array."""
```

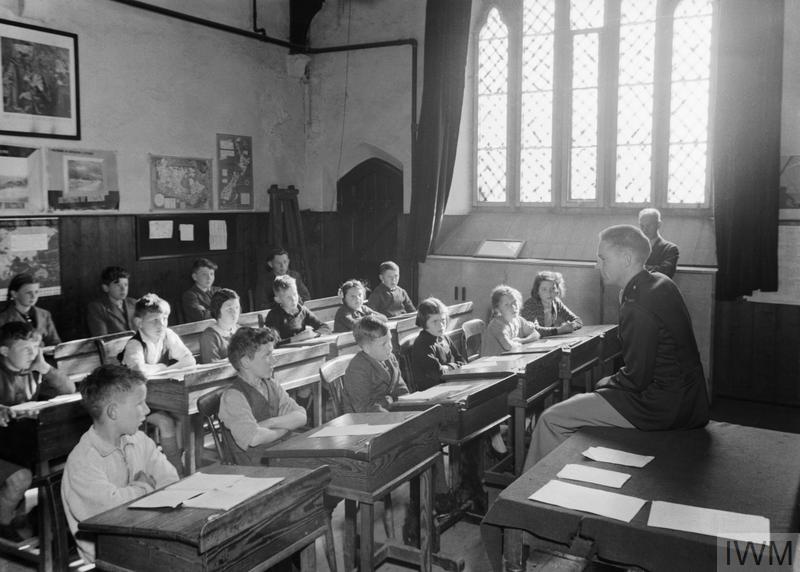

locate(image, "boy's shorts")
[[0, 458, 26, 485]]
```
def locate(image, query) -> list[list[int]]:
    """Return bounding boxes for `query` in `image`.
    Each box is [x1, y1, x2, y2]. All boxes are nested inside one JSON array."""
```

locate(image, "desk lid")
[[79, 465, 330, 553], [393, 375, 517, 410], [261, 407, 442, 461]]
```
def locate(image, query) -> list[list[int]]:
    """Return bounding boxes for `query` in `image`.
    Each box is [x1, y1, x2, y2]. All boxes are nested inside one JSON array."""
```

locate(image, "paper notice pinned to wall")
[[209, 220, 227, 250], [179, 224, 194, 242], [9, 233, 48, 253], [149, 220, 173, 239]]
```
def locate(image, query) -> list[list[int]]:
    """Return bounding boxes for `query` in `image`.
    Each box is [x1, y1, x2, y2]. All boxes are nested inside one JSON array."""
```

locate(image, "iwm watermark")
[[718, 534, 800, 571]]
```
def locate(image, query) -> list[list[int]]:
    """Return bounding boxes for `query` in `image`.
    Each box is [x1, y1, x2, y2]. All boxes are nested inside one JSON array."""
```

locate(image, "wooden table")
[[262, 409, 443, 572], [81, 464, 335, 572], [481, 422, 800, 572], [0, 396, 91, 572], [147, 343, 329, 474]]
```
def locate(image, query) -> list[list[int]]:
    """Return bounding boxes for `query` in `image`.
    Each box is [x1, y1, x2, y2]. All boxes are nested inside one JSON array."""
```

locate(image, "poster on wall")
[[216, 134, 253, 210], [0, 19, 80, 139], [46, 148, 119, 210], [0, 145, 42, 211], [0, 217, 60, 299], [149, 154, 212, 211], [779, 155, 800, 222]]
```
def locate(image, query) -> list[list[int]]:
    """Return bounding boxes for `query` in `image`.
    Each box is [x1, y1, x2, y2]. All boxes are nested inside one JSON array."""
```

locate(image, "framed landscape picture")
[[0, 19, 80, 139]]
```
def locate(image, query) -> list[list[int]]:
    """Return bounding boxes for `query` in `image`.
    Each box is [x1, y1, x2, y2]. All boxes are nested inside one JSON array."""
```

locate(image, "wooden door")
[[337, 158, 403, 291]]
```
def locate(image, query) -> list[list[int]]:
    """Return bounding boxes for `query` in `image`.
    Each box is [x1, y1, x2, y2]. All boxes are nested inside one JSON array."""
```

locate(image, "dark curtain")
[[713, 0, 783, 300], [408, 0, 472, 280]]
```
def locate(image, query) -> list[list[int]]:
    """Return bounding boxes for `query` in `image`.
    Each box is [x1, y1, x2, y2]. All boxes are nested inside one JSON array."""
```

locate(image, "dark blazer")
[[0, 304, 61, 346], [341, 351, 409, 413], [86, 296, 137, 337], [411, 329, 466, 391], [645, 236, 679, 278], [597, 270, 708, 431], [181, 285, 220, 323]]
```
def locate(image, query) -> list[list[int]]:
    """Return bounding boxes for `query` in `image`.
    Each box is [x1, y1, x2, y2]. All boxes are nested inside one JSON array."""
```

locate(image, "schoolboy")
[[0, 322, 74, 542], [181, 258, 221, 323], [86, 266, 137, 337], [219, 327, 307, 465], [121, 294, 195, 473], [264, 248, 311, 309], [366, 261, 416, 317], [263, 275, 331, 343], [333, 279, 387, 333], [341, 315, 408, 412], [62, 364, 179, 564], [410, 297, 465, 391]]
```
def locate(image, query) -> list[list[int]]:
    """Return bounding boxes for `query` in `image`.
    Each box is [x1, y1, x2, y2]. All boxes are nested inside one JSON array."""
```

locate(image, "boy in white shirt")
[[62, 364, 179, 564]]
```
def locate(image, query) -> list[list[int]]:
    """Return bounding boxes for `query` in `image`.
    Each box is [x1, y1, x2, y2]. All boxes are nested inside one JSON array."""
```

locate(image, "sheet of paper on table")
[[460, 360, 498, 370], [129, 474, 284, 510], [529, 480, 646, 523], [310, 423, 400, 438], [397, 384, 471, 401], [583, 446, 654, 468], [556, 463, 631, 489], [647, 501, 771, 544]]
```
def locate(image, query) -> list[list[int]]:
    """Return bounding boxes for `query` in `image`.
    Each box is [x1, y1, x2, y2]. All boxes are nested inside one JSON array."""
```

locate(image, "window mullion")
[[553, 1, 571, 206], [508, 4, 524, 206], [600, 0, 621, 207], [651, 0, 676, 208]]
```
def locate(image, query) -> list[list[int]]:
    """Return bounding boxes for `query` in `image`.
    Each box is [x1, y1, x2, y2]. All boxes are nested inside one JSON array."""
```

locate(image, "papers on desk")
[[10, 393, 82, 416], [129, 473, 284, 511], [583, 446, 654, 468], [647, 501, 771, 544], [397, 384, 471, 401], [556, 464, 631, 489], [529, 480, 646, 523], [156, 362, 225, 380], [309, 423, 400, 438]]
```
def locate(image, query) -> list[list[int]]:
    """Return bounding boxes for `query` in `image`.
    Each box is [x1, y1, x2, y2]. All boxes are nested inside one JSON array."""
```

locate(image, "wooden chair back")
[[97, 331, 136, 365], [461, 318, 486, 362], [319, 354, 355, 418], [171, 318, 215, 356], [446, 300, 474, 330], [195, 385, 236, 465], [397, 331, 420, 392], [304, 295, 342, 323]]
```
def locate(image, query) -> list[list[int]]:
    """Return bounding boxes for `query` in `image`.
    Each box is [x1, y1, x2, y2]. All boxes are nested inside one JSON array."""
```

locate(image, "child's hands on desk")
[[556, 321, 582, 334], [0, 405, 14, 427], [133, 470, 157, 490], [290, 328, 318, 343]]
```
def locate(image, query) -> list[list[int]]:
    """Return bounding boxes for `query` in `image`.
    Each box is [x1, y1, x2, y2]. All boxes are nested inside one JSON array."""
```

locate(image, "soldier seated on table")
[[0, 322, 74, 543], [219, 327, 307, 466], [62, 364, 179, 565]]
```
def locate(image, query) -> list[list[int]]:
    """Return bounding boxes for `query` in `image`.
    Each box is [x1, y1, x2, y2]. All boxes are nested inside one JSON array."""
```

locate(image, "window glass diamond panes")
[[615, 0, 656, 203], [477, 8, 509, 202], [570, 32, 599, 200], [668, 0, 712, 205], [570, 0, 604, 30], [521, 0, 555, 203]]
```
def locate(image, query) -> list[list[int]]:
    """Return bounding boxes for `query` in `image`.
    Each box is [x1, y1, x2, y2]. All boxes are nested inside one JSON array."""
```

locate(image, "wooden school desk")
[[146, 343, 329, 474], [0, 395, 90, 572], [481, 422, 800, 572], [262, 409, 443, 572], [80, 464, 335, 572], [390, 375, 517, 492]]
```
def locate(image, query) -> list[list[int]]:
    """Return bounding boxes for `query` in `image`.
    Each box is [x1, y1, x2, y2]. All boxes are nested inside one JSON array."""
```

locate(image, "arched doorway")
[[337, 158, 403, 290]]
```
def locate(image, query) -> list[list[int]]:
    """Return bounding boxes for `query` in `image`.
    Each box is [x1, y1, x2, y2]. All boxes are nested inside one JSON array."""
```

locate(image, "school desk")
[[390, 375, 517, 492], [481, 422, 800, 572], [80, 464, 335, 572], [262, 409, 443, 572], [146, 343, 329, 474], [0, 395, 90, 572]]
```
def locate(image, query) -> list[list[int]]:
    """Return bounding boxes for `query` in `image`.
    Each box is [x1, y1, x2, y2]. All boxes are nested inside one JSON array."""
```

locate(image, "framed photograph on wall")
[[0, 19, 80, 139]]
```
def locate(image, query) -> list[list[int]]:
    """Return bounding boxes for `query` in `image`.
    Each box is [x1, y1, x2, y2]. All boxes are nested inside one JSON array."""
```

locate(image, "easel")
[[268, 184, 313, 293]]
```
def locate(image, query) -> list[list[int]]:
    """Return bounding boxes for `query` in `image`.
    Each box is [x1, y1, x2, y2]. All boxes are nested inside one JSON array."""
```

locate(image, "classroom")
[[0, 0, 798, 570]]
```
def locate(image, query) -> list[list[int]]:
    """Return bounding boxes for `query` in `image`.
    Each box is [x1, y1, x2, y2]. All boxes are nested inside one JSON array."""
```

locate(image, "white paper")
[[583, 446, 654, 468], [179, 224, 194, 241], [166, 473, 245, 491], [310, 423, 399, 438], [529, 480, 646, 523], [129, 488, 200, 509], [648, 501, 771, 544], [557, 463, 631, 489], [149, 220, 173, 239], [9, 401, 50, 414], [10, 233, 48, 252], [47, 393, 82, 404], [209, 220, 227, 250], [397, 384, 471, 401], [460, 360, 498, 370]]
